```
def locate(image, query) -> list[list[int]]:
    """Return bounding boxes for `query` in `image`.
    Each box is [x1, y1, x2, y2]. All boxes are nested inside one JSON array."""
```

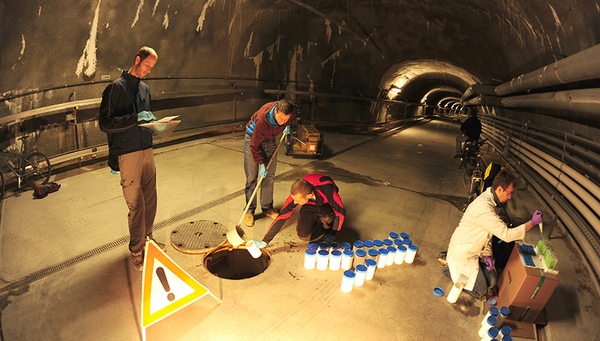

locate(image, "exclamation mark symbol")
[[156, 267, 175, 301]]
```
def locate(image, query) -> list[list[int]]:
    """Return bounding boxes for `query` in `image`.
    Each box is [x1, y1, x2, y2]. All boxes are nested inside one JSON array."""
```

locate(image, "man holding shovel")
[[244, 99, 296, 227]]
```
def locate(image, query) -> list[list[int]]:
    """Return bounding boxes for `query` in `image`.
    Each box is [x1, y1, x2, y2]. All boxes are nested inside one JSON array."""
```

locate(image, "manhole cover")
[[204, 247, 271, 280], [170, 220, 228, 254]]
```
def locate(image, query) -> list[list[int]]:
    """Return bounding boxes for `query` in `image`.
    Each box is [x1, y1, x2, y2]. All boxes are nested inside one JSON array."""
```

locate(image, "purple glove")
[[484, 256, 495, 271], [530, 209, 543, 226]]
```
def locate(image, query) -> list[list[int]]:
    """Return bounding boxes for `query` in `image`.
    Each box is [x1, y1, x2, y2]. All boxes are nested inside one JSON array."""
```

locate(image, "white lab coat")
[[447, 187, 526, 290]]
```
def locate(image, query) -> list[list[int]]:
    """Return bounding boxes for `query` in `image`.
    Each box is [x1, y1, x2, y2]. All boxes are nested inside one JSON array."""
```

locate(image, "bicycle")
[[0, 136, 52, 199], [459, 138, 486, 203]]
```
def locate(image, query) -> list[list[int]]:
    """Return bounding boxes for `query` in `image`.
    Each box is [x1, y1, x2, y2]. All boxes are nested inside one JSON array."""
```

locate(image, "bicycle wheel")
[[22, 152, 51, 188], [463, 168, 473, 194]]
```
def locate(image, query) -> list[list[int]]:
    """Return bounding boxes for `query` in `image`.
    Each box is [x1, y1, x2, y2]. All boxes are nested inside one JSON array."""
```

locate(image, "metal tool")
[[227, 132, 287, 246]]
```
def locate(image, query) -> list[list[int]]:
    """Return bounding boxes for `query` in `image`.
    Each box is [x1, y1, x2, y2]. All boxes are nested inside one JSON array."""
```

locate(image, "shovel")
[[226, 132, 287, 247]]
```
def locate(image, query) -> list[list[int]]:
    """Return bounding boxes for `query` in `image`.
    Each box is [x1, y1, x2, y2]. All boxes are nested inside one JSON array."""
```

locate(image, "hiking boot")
[[263, 208, 279, 219], [132, 253, 144, 271], [245, 214, 254, 227], [153, 239, 167, 252], [437, 251, 448, 266]]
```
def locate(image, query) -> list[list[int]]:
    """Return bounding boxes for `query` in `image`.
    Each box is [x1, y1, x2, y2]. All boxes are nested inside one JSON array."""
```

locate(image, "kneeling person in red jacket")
[[261, 174, 346, 245]]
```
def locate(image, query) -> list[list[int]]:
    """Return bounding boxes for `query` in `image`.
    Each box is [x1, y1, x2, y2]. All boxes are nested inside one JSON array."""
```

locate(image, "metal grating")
[[170, 220, 228, 254]]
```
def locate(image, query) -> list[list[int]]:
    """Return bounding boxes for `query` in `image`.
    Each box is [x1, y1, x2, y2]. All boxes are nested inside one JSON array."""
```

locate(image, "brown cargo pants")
[[119, 149, 157, 256]]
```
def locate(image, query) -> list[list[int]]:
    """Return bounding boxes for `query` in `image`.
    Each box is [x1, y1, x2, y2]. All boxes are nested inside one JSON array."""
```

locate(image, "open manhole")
[[204, 245, 271, 280], [170, 220, 227, 254]]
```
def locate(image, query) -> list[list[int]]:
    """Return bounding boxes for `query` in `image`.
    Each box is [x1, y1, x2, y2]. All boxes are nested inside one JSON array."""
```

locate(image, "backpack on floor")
[[33, 182, 61, 199]]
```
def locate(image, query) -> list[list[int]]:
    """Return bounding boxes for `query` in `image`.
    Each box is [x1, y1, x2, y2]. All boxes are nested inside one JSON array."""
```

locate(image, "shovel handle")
[[237, 132, 287, 227]]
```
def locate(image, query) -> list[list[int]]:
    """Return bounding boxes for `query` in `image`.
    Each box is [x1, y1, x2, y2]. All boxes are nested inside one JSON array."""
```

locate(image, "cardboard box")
[[297, 125, 321, 154], [494, 243, 559, 323]]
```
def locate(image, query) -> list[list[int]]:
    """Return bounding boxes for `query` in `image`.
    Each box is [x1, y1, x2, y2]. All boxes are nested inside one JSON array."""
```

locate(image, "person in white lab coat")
[[443, 170, 543, 298]]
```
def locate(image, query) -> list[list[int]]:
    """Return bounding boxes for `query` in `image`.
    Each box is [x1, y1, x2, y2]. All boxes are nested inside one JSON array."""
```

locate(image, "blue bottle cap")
[[365, 259, 377, 267], [343, 249, 354, 257], [500, 326, 512, 335], [487, 297, 497, 306], [340, 242, 351, 250], [378, 248, 389, 255], [487, 316, 498, 326], [363, 240, 374, 247], [368, 249, 379, 256], [487, 327, 499, 338], [389, 232, 399, 239], [400, 232, 409, 239], [308, 243, 319, 250], [318, 250, 329, 256], [397, 245, 407, 252], [353, 240, 364, 248], [394, 239, 403, 246], [343, 270, 355, 279], [355, 249, 367, 257], [500, 306, 510, 316], [409, 244, 418, 251], [501, 336, 512, 341], [330, 242, 340, 249], [383, 239, 393, 246], [331, 250, 342, 257], [387, 246, 397, 253], [356, 264, 368, 273], [403, 238, 413, 245], [433, 287, 444, 296], [373, 239, 384, 247], [489, 306, 499, 316], [305, 249, 316, 255], [319, 242, 330, 249]]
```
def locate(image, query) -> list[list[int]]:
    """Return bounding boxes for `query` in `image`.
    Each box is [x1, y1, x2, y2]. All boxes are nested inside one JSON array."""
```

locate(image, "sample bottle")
[[389, 232, 399, 239], [304, 249, 317, 270], [383, 239, 394, 248], [330, 242, 341, 252], [480, 327, 499, 341], [447, 274, 467, 304], [497, 307, 510, 326], [318, 242, 330, 251], [340, 242, 352, 251], [478, 316, 498, 337], [329, 250, 342, 271], [499, 326, 512, 339], [367, 248, 379, 262], [501, 336, 513, 341], [400, 232, 409, 240], [354, 249, 367, 266], [341, 270, 355, 293], [353, 240, 364, 250], [403, 238, 413, 246], [365, 259, 377, 280], [341, 249, 354, 270], [363, 240, 374, 250], [377, 248, 389, 268], [394, 239, 403, 248], [405, 244, 418, 263], [308, 242, 319, 251], [354, 264, 367, 286], [395, 245, 407, 264], [481, 307, 500, 326], [317, 249, 329, 270], [373, 239, 384, 248], [386, 246, 397, 266]]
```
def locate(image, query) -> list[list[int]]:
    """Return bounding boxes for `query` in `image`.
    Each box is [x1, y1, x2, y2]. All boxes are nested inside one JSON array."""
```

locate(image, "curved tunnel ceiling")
[[377, 60, 480, 106]]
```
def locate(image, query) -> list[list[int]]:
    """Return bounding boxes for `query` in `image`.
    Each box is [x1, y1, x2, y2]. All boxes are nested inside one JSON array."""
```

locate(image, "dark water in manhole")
[[204, 248, 271, 280]]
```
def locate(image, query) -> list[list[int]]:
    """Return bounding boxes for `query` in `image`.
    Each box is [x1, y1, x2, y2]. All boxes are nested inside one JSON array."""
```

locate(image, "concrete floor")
[[1, 118, 599, 340]]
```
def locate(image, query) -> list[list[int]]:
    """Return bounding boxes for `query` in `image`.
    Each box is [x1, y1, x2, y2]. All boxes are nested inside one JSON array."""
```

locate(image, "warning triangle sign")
[[141, 240, 210, 328]]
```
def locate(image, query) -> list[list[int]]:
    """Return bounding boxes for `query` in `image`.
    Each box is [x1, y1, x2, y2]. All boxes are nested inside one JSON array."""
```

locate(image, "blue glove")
[[284, 126, 291, 135], [255, 241, 267, 248], [530, 209, 543, 226], [484, 256, 495, 271], [111, 169, 120, 175], [137, 110, 157, 122], [323, 234, 335, 244], [259, 164, 267, 178]]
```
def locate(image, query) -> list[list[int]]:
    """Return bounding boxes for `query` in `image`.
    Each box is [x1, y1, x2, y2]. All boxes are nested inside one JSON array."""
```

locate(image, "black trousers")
[[296, 204, 329, 241]]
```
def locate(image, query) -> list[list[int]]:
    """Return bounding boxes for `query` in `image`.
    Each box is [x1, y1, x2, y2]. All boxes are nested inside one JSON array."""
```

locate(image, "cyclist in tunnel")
[[454, 108, 482, 158]]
